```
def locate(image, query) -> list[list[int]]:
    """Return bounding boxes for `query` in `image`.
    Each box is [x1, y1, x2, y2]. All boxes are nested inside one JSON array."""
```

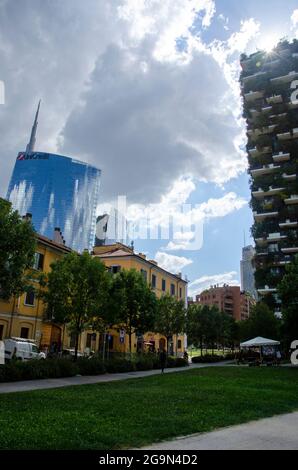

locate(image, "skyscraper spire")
[[26, 100, 41, 154]]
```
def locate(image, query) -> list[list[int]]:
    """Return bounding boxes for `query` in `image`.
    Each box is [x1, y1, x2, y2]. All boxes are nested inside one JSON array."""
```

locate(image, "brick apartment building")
[[196, 285, 255, 321]]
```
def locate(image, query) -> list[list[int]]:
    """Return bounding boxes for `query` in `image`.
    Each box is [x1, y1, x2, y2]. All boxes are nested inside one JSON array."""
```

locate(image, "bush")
[[0, 358, 78, 383], [191, 355, 225, 364], [0, 352, 189, 383], [166, 356, 188, 368], [105, 357, 135, 373], [76, 358, 105, 376]]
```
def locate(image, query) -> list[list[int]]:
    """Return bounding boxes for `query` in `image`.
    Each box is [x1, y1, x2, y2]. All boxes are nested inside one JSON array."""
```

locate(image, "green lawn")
[[0, 367, 297, 450]]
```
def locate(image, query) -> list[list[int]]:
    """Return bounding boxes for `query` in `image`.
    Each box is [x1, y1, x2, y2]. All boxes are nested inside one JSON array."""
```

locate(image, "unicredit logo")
[[17, 152, 49, 161]]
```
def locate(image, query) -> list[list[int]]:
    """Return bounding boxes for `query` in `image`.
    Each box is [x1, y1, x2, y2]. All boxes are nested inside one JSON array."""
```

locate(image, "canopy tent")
[[240, 337, 280, 348]]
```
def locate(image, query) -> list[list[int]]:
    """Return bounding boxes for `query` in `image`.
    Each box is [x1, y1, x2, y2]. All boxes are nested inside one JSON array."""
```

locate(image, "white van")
[[4, 338, 46, 362]]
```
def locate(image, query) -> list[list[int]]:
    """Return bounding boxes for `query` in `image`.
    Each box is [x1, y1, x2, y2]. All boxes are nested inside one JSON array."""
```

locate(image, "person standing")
[[159, 348, 167, 374]]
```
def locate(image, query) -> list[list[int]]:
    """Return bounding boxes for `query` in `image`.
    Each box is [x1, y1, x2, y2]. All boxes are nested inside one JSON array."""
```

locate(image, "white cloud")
[[155, 251, 193, 274], [291, 10, 298, 37], [0, 1, 263, 214], [188, 271, 239, 297], [291, 10, 298, 26]]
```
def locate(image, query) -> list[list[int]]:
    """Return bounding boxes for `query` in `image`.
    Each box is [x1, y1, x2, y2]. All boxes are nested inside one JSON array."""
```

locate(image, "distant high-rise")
[[240, 40, 298, 309], [95, 208, 130, 247], [240, 245, 257, 299], [7, 103, 101, 252]]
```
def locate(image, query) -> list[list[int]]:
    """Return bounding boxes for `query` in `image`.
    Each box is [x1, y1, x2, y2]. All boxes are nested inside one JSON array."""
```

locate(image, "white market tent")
[[240, 337, 280, 348]]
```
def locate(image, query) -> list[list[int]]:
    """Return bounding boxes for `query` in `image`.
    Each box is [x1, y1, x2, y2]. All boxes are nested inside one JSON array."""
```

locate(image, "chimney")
[[53, 227, 65, 245]]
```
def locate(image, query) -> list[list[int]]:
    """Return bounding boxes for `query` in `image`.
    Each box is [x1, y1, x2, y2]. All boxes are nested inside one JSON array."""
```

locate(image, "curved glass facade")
[[7, 152, 101, 252]]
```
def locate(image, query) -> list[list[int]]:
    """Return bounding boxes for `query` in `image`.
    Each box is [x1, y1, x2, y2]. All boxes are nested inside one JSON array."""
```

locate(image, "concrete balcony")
[[244, 90, 264, 102], [269, 112, 287, 121], [283, 173, 296, 181], [256, 250, 269, 256], [279, 220, 298, 229], [248, 146, 271, 157], [266, 95, 283, 105], [281, 246, 298, 254], [258, 287, 277, 295], [253, 211, 279, 222], [273, 152, 290, 162], [277, 130, 291, 140], [250, 164, 280, 177], [252, 187, 285, 198], [261, 105, 273, 113], [270, 71, 298, 85], [285, 195, 298, 205], [267, 233, 287, 242], [258, 124, 277, 135], [242, 71, 267, 83]]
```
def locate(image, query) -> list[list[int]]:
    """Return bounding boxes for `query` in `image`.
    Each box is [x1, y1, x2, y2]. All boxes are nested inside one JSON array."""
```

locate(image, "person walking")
[[159, 348, 167, 374]]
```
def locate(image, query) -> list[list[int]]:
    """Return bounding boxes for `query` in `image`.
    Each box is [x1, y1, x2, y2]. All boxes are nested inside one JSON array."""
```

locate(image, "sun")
[[258, 34, 280, 54]]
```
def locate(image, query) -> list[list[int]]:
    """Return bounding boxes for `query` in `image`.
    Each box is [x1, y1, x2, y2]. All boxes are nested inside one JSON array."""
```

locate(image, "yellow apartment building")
[[0, 236, 188, 356], [93, 243, 188, 356], [0, 233, 72, 349]]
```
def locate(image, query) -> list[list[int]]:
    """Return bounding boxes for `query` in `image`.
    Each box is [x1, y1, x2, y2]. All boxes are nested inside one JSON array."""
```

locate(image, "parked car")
[[4, 337, 46, 362], [61, 348, 84, 358]]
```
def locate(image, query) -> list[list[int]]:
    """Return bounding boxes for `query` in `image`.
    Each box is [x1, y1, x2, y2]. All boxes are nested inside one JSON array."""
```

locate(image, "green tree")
[[239, 302, 280, 342], [0, 198, 36, 300], [115, 269, 157, 354], [277, 255, 298, 346], [155, 295, 185, 355], [41, 251, 109, 359]]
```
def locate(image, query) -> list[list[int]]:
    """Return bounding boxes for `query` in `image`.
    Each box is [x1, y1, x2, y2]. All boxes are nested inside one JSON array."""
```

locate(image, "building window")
[[109, 265, 121, 274], [20, 327, 29, 339], [171, 284, 175, 296], [178, 339, 182, 349], [33, 252, 44, 271], [24, 290, 35, 306], [0, 325, 4, 340], [141, 269, 148, 281], [151, 274, 156, 288], [179, 287, 182, 298], [162, 279, 166, 292]]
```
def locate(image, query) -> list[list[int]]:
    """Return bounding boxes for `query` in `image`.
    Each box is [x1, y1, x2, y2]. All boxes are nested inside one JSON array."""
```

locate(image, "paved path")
[[0, 361, 230, 394], [140, 412, 298, 450]]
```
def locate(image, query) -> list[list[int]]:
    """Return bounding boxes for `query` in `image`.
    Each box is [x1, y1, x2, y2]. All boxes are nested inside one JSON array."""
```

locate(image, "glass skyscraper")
[[7, 151, 101, 252]]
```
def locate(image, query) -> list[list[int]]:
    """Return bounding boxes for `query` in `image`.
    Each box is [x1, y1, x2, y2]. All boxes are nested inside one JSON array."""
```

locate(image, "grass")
[[0, 367, 297, 450]]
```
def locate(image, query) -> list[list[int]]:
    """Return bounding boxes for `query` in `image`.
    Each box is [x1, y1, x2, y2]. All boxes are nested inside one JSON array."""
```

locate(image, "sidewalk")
[[140, 412, 298, 450], [0, 361, 230, 394]]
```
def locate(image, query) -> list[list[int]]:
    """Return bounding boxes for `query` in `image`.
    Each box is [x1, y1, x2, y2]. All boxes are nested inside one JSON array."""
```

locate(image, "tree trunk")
[[129, 327, 132, 357], [200, 338, 203, 357], [74, 332, 79, 361], [102, 331, 107, 362]]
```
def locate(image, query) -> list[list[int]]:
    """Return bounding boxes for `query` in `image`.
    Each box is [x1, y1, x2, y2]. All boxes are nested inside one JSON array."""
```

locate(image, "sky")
[[0, 0, 298, 298]]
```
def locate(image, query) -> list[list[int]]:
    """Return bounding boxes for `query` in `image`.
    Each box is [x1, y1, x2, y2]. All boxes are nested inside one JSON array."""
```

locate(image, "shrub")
[[105, 357, 135, 373], [0, 358, 78, 383], [166, 356, 188, 368], [191, 355, 225, 364], [76, 358, 105, 376]]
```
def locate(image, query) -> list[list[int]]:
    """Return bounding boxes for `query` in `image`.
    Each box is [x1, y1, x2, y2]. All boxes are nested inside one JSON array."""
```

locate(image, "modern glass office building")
[[7, 151, 101, 252]]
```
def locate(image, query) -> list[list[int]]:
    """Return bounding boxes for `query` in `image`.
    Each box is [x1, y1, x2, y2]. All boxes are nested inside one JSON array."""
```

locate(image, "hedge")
[[0, 355, 188, 383]]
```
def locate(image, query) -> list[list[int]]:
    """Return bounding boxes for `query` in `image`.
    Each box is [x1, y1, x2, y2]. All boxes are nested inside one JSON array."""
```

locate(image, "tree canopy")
[[277, 255, 298, 345], [41, 251, 110, 359], [0, 198, 36, 300]]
